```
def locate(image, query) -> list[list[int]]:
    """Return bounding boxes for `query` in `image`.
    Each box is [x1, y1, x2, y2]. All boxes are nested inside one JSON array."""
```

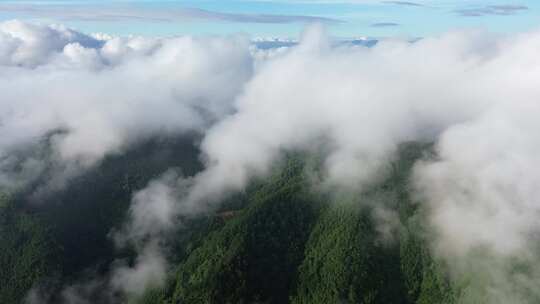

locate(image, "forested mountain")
[[0, 139, 537, 304], [0, 136, 202, 304], [163, 142, 458, 304]]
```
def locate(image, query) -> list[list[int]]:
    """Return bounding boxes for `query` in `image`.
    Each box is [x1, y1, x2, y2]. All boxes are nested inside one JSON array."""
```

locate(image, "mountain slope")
[[1, 141, 503, 304], [171, 158, 321, 304], [159, 142, 459, 304]]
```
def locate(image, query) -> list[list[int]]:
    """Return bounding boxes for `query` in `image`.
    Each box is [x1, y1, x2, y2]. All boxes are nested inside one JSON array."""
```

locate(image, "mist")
[[0, 20, 252, 194]]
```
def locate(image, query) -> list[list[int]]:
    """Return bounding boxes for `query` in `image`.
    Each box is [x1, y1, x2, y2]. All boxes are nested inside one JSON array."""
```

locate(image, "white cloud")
[[186, 27, 497, 204], [110, 242, 167, 297], [0, 20, 253, 192], [0, 20, 100, 67]]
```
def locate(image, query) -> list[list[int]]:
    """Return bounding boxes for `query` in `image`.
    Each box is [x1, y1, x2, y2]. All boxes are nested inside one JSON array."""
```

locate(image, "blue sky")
[[0, 0, 537, 38]]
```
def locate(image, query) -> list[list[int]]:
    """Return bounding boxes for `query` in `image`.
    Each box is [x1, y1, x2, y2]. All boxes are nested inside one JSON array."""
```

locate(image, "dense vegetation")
[[2, 139, 523, 304], [0, 193, 61, 303], [0, 136, 202, 304], [171, 157, 321, 304], [160, 142, 462, 304]]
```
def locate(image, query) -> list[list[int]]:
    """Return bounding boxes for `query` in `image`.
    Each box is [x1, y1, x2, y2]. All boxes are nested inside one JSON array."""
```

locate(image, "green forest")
[[0, 139, 537, 304]]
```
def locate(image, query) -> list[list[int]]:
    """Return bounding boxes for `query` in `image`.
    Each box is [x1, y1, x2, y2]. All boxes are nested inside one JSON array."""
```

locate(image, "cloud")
[[184, 27, 494, 205], [0, 4, 342, 24], [456, 4, 528, 17], [382, 1, 424, 7], [108, 171, 193, 297], [110, 242, 168, 298], [371, 22, 400, 27], [190, 8, 343, 24], [411, 31, 540, 303], [0, 20, 253, 194], [0, 20, 102, 67]]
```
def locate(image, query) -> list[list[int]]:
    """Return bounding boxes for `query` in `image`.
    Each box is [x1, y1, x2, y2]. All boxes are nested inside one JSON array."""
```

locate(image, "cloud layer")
[[0, 20, 253, 192], [3, 20, 540, 303]]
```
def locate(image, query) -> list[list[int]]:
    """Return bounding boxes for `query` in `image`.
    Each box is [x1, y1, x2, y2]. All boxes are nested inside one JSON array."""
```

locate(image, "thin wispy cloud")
[[456, 4, 528, 17], [382, 1, 424, 7], [371, 22, 400, 27], [0, 4, 342, 24], [199, 9, 342, 24]]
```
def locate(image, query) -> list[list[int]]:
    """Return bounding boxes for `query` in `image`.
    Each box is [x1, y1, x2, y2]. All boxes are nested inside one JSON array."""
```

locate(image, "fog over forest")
[[1, 19, 540, 304]]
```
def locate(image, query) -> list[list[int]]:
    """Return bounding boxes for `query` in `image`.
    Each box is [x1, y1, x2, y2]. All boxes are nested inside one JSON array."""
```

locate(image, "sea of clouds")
[[2, 20, 540, 303]]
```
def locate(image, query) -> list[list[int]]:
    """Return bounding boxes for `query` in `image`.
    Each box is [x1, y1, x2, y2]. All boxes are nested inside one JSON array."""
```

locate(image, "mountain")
[[1, 139, 537, 304], [251, 37, 379, 50], [160, 142, 457, 304]]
